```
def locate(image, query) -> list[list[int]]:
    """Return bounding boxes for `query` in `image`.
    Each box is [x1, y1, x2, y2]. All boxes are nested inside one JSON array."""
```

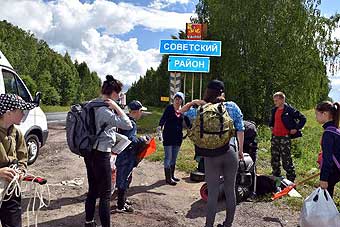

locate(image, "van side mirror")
[[33, 92, 42, 106]]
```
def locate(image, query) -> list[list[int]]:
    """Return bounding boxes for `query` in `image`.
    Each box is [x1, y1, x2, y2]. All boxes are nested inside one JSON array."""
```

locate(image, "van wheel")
[[26, 134, 40, 165]]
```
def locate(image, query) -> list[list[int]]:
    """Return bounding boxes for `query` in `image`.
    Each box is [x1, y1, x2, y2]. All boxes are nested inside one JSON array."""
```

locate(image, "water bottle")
[[157, 126, 163, 142]]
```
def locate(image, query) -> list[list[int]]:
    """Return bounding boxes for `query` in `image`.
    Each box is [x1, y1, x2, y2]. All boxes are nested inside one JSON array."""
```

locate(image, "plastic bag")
[[300, 187, 340, 227]]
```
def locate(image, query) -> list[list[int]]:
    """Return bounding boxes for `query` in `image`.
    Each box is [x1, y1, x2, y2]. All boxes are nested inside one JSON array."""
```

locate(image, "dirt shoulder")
[[20, 123, 299, 227]]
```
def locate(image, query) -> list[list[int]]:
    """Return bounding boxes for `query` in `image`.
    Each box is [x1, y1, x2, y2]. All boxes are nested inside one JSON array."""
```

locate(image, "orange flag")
[[137, 138, 157, 159]]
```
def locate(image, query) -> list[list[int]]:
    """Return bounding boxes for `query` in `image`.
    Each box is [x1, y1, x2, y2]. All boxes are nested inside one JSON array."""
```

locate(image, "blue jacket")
[[116, 116, 146, 167], [269, 103, 306, 138], [320, 121, 340, 181]]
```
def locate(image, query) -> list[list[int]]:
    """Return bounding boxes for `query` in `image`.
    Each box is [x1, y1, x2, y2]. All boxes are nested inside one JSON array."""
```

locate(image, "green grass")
[[41, 105, 70, 112], [255, 109, 340, 210], [137, 106, 164, 134], [139, 107, 340, 210]]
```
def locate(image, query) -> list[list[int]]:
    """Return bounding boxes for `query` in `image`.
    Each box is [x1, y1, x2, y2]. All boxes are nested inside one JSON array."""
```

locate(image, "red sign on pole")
[[186, 23, 202, 40]]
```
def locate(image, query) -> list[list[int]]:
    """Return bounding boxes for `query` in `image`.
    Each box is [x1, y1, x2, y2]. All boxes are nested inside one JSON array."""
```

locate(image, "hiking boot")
[[116, 203, 134, 213], [164, 168, 177, 186], [171, 165, 180, 182]]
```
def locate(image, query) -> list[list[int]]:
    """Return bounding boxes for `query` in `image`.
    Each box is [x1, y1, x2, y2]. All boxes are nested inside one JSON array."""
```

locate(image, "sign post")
[[191, 73, 194, 101], [183, 73, 186, 104], [169, 72, 181, 102], [199, 73, 203, 99]]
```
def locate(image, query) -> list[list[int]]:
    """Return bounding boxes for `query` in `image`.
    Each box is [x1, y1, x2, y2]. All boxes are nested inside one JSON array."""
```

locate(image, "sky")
[[0, 0, 339, 99], [319, 0, 340, 101]]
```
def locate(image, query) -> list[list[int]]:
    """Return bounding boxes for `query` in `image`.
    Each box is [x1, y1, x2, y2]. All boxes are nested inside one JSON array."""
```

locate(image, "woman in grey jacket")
[[84, 75, 132, 227]]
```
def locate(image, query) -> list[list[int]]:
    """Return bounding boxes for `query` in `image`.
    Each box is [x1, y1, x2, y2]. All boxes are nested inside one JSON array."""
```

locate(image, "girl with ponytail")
[[315, 101, 340, 197], [84, 75, 132, 227]]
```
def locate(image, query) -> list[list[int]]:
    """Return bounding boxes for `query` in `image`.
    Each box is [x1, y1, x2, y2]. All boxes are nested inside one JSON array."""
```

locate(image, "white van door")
[[2, 68, 36, 131], [1, 67, 48, 164]]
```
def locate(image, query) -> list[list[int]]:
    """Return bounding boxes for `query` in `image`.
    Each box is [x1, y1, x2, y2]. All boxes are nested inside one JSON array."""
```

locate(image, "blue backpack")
[[66, 100, 108, 157]]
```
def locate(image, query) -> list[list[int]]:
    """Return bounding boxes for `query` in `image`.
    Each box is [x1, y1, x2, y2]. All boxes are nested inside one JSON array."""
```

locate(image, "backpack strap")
[[218, 103, 224, 138], [324, 126, 340, 136], [97, 123, 108, 136], [323, 126, 340, 170], [199, 106, 204, 139]]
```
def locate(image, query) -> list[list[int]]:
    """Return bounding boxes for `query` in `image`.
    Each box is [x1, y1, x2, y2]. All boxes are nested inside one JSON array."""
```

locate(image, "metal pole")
[[173, 72, 176, 102], [191, 73, 194, 101], [183, 73, 186, 104], [199, 73, 202, 99]]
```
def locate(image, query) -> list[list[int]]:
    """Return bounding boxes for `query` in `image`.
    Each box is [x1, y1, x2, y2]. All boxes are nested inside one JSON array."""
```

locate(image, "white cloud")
[[0, 0, 194, 87], [0, 0, 53, 35], [149, 0, 191, 10], [70, 29, 161, 85]]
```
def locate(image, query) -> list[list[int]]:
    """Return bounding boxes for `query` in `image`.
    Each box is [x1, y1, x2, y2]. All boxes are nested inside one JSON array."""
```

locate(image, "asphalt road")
[[46, 112, 67, 123], [46, 111, 152, 123]]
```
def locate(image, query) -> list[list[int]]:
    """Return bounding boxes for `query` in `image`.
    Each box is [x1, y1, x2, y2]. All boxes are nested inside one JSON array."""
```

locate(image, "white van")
[[0, 50, 48, 165]]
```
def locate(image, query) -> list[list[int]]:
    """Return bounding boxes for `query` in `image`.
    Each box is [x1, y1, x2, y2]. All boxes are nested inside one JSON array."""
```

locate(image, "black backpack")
[[66, 100, 108, 157], [244, 120, 257, 143], [243, 120, 258, 162]]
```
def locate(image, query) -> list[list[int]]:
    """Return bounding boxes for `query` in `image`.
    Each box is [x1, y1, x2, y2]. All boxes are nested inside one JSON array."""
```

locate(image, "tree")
[[21, 75, 37, 95], [191, 0, 338, 122]]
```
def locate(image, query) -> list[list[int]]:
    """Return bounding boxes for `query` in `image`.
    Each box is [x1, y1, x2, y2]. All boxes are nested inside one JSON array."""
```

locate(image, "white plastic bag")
[[300, 187, 340, 227]]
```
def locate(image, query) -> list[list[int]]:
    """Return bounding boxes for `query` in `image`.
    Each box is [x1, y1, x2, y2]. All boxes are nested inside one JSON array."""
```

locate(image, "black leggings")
[[0, 196, 21, 227], [327, 167, 340, 198], [84, 151, 111, 227]]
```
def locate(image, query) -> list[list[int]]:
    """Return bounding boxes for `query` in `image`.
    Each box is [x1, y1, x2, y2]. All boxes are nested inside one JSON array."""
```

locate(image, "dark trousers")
[[84, 151, 111, 227], [327, 167, 340, 198], [271, 136, 296, 182], [0, 196, 22, 227]]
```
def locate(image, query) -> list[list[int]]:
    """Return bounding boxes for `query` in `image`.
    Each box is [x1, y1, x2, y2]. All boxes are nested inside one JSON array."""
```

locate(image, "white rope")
[[0, 164, 22, 207], [24, 176, 50, 227], [0, 163, 50, 227]]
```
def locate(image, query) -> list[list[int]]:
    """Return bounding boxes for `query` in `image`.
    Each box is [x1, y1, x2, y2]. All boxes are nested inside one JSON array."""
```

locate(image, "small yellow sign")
[[160, 96, 170, 102]]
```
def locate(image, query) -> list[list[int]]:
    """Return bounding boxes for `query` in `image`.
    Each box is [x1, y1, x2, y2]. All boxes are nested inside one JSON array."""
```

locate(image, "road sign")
[[168, 56, 210, 73], [160, 39, 221, 56], [186, 23, 202, 40], [160, 96, 170, 102]]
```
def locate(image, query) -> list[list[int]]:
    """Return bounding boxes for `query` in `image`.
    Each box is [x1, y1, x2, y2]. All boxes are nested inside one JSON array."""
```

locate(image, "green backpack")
[[188, 103, 235, 149]]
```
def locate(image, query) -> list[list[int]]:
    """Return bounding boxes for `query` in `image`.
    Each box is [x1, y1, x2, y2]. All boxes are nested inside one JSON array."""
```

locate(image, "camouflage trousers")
[[270, 136, 296, 182]]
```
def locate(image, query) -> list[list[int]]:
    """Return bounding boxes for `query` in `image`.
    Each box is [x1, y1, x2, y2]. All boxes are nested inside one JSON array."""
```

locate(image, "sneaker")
[[85, 220, 99, 227], [116, 203, 134, 213]]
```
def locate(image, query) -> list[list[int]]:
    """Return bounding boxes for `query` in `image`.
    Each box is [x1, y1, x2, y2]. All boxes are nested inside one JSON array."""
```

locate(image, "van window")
[[2, 69, 31, 102]]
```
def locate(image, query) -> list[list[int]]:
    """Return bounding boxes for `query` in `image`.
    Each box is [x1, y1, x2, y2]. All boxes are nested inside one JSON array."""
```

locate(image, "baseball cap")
[[0, 93, 37, 116], [128, 100, 147, 111], [207, 80, 225, 92], [174, 91, 184, 101]]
